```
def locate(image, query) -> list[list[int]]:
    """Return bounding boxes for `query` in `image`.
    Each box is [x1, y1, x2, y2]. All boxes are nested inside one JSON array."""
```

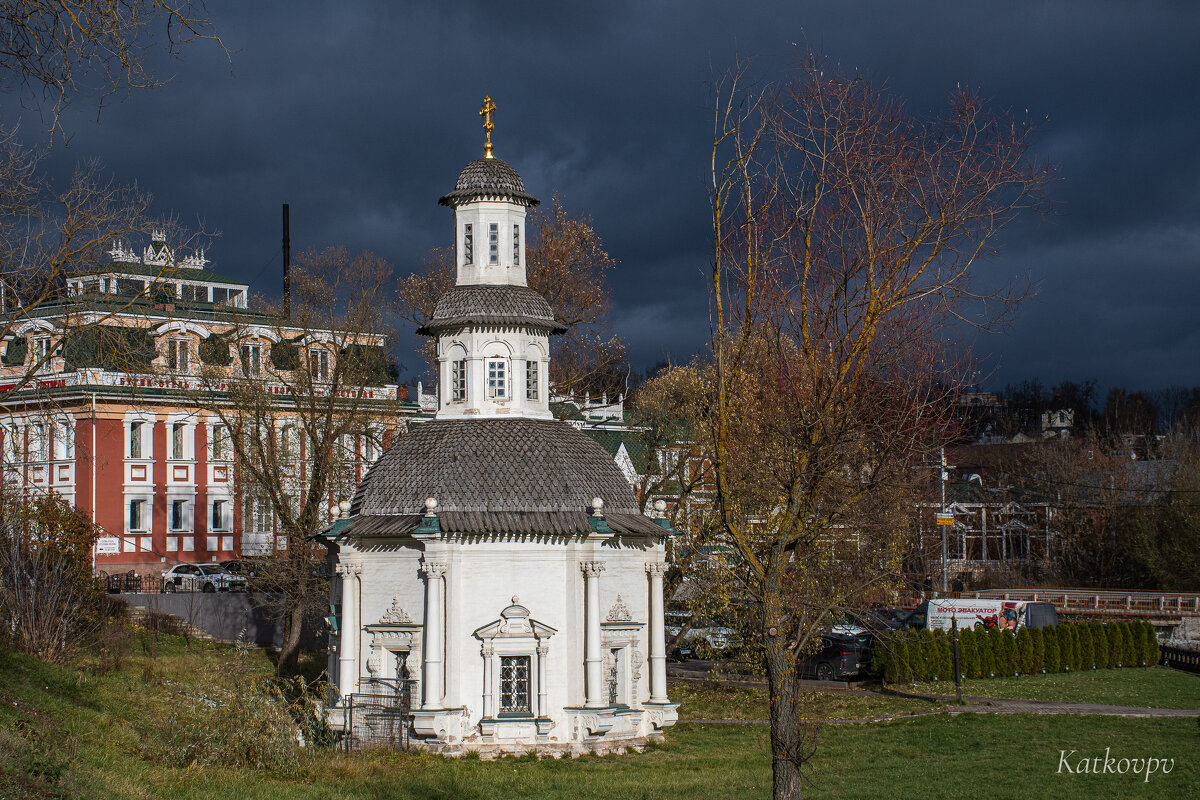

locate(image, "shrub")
[[958, 627, 978, 679], [917, 629, 937, 681], [0, 492, 105, 662], [1109, 622, 1125, 666], [1091, 624, 1110, 669], [1000, 630, 1020, 675], [157, 656, 320, 772], [1120, 622, 1137, 666], [1140, 621, 1160, 666], [1043, 626, 1061, 673], [1066, 625, 1082, 671], [1056, 625, 1074, 672], [1029, 626, 1045, 673], [1077, 624, 1094, 670], [934, 632, 953, 681], [988, 627, 1007, 676], [1015, 627, 1033, 674]]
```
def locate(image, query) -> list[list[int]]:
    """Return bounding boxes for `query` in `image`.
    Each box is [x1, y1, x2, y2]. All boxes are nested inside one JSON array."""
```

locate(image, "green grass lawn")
[[1, 633, 1196, 800], [671, 679, 938, 721], [908, 665, 1200, 708]]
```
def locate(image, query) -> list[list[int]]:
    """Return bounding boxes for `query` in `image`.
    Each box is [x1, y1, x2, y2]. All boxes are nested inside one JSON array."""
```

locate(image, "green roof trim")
[[22, 296, 274, 326]]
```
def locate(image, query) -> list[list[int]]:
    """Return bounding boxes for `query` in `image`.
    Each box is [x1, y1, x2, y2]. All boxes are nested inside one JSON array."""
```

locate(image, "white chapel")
[[323, 99, 678, 755]]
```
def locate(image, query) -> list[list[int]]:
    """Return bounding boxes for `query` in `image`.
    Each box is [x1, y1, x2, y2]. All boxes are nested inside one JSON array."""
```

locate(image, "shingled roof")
[[438, 156, 540, 208], [343, 418, 665, 538], [418, 285, 567, 335]]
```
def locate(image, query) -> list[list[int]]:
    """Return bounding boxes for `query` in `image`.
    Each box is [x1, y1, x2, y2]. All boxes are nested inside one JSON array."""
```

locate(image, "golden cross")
[[479, 94, 496, 158]]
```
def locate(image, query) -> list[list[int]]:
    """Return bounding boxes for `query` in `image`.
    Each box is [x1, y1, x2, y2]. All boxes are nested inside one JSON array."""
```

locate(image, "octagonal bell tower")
[[421, 96, 565, 420]]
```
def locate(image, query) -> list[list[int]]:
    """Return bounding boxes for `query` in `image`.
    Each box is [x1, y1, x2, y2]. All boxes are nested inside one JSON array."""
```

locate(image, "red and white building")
[[0, 235, 410, 575]]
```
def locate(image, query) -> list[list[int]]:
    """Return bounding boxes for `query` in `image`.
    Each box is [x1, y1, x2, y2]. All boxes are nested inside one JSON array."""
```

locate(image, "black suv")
[[798, 633, 872, 681]]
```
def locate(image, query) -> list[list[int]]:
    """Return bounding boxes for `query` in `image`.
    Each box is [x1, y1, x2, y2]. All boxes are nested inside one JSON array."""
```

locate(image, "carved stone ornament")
[[419, 561, 447, 579], [378, 597, 414, 625], [606, 594, 633, 622], [366, 648, 382, 676], [581, 560, 606, 577], [645, 562, 668, 577]]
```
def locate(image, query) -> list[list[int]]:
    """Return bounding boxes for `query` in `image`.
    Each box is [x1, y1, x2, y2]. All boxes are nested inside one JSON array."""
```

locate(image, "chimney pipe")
[[282, 203, 291, 318]]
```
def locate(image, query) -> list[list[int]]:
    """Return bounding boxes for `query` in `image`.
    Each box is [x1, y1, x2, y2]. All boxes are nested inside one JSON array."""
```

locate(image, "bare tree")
[[706, 57, 1048, 799], [0, 0, 223, 134], [394, 194, 627, 396], [0, 126, 155, 411], [185, 247, 399, 676]]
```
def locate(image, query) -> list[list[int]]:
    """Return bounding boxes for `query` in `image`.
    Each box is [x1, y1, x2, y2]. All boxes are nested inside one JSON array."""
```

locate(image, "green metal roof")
[[582, 428, 656, 474]]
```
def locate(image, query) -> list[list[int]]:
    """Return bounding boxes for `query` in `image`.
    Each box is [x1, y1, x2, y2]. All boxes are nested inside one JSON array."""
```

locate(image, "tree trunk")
[[276, 593, 306, 677], [764, 593, 804, 800]]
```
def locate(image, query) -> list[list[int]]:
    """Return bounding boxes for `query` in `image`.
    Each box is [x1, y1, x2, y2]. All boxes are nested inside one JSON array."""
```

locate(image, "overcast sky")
[[7, 2, 1199, 393]]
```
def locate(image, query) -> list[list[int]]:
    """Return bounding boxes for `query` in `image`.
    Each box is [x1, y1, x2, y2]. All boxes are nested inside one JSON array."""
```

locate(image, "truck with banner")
[[907, 598, 1057, 632]]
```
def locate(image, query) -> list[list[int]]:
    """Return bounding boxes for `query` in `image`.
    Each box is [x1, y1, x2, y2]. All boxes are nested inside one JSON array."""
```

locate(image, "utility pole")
[[935, 445, 955, 594], [283, 203, 291, 319], [941, 446, 947, 593]]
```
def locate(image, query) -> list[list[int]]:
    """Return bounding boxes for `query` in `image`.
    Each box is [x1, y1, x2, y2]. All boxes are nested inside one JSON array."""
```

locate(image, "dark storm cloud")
[[6, 1, 1199, 389]]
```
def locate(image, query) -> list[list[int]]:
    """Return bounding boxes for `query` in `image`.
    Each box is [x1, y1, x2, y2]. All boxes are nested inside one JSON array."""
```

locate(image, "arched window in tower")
[[451, 359, 467, 401], [526, 358, 539, 401], [513, 224, 520, 266], [487, 358, 507, 399], [488, 223, 499, 264], [463, 224, 473, 265]]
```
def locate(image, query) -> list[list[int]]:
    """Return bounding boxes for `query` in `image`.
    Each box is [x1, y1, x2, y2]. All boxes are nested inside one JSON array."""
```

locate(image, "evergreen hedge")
[[870, 620, 1160, 684]]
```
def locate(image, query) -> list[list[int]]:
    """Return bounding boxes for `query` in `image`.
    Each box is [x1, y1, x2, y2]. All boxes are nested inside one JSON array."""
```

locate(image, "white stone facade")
[[330, 530, 676, 755]]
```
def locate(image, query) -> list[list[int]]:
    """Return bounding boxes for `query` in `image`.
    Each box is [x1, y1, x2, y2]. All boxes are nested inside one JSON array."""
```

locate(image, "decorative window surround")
[[473, 598, 556, 738]]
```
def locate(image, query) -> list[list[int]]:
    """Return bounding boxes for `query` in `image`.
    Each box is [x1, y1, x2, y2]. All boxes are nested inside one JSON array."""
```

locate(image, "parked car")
[[665, 611, 743, 659], [162, 563, 248, 593], [797, 633, 872, 681], [219, 559, 261, 577]]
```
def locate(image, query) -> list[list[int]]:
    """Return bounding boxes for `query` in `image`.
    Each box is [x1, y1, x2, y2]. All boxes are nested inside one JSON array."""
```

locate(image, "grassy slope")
[[0, 637, 1196, 800], [909, 666, 1200, 707]]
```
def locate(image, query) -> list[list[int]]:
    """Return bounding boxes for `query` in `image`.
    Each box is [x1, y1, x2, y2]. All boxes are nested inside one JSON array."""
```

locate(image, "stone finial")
[[591, 497, 604, 516], [425, 497, 438, 515]]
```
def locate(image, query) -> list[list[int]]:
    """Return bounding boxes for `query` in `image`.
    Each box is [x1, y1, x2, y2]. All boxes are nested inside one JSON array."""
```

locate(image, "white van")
[[907, 599, 1057, 632]]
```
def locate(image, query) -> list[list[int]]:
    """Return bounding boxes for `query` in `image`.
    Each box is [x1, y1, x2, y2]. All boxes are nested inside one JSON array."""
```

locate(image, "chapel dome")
[[438, 156, 540, 208], [345, 418, 664, 537]]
